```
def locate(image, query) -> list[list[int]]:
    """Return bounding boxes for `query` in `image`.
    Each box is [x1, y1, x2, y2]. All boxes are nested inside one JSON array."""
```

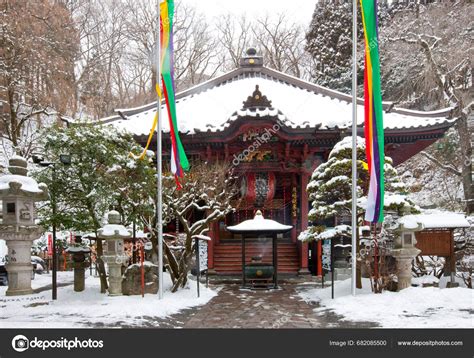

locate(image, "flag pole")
[[156, 2, 164, 300], [351, 0, 358, 297]]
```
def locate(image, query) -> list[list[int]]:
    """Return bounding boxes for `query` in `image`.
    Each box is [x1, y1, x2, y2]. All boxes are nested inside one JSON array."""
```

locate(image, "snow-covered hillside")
[[397, 142, 463, 211]]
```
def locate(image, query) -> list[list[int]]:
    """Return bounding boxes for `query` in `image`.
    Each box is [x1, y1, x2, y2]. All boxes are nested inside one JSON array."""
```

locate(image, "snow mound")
[[0, 271, 218, 328], [299, 278, 472, 328]]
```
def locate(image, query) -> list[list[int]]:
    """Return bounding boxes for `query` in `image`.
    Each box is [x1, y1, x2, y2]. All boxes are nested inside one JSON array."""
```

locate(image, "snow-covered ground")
[[0, 271, 217, 328], [299, 278, 473, 328]]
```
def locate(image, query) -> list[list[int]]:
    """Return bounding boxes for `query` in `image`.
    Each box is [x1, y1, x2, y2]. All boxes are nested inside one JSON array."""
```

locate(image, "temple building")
[[102, 49, 455, 276]]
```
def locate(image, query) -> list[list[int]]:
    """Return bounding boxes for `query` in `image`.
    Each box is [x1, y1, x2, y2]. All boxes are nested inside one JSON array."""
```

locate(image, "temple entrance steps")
[[213, 241, 299, 274]]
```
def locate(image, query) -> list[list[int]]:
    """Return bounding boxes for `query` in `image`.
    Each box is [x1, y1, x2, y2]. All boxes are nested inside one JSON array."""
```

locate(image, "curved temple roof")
[[227, 210, 293, 234], [102, 63, 455, 136]]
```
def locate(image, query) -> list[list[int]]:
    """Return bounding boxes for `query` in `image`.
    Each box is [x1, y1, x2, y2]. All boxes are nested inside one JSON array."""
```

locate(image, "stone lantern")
[[98, 211, 131, 296], [66, 236, 90, 292], [391, 216, 423, 291], [0, 155, 48, 296]]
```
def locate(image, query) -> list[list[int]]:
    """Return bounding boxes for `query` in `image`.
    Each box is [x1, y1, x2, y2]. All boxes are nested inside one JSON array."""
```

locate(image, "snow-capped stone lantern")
[[0, 155, 48, 296], [391, 216, 423, 291], [98, 211, 131, 296], [66, 236, 90, 292]]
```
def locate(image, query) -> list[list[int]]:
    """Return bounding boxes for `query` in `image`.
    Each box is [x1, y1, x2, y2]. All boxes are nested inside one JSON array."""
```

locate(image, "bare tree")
[[216, 14, 252, 70], [385, 2, 473, 213], [173, 3, 223, 90], [252, 13, 311, 79], [215, 12, 312, 78], [140, 162, 236, 292], [68, 0, 128, 119], [0, 0, 78, 157], [122, 0, 157, 104]]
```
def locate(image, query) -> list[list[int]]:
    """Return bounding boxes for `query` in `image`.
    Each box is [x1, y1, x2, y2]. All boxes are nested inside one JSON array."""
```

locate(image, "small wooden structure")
[[227, 210, 292, 289], [411, 213, 471, 279]]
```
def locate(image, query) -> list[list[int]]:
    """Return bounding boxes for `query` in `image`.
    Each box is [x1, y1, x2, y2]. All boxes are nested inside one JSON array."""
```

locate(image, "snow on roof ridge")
[[113, 68, 244, 117], [260, 67, 454, 118], [105, 66, 456, 136], [403, 212, 471, 229], [393, 107, 454, 116], [105, 65, 453, 127], [261, 66, 357, 101]]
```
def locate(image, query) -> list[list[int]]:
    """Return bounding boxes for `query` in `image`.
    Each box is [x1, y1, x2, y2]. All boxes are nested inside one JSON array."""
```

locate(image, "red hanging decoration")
[[240, 172, 276, 207]]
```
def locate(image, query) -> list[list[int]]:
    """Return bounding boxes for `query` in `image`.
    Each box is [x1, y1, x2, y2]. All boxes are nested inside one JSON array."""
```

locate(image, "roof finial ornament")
[[242, 85, 272, 109], [246, 48, 257, 56], [239, 47, 263, 68]]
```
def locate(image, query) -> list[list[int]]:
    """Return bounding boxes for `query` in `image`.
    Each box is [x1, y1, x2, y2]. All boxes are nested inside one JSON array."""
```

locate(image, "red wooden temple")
[[104, 49, 455, 276]]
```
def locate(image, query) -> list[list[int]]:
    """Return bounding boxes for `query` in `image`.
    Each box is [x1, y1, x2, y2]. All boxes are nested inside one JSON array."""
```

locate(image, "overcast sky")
[[180, 0, 317, 27]]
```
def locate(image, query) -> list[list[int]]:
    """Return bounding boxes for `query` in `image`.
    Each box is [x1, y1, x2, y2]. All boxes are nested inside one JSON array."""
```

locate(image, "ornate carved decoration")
[[242, 85, 272, 109]]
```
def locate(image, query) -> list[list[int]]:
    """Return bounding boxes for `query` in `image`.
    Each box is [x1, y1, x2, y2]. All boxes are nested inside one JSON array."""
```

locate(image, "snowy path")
[[0, 276, 376, 328], [3, 273, 469, 328], [183, 283, 376, 328]]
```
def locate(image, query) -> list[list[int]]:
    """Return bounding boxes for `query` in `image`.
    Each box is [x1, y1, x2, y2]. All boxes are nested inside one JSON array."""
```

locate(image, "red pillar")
[[298, 171, 310, 275], [317, 240, 322, 276]]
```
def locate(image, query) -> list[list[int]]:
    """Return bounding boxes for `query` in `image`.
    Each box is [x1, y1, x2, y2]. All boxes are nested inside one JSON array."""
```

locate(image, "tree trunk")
[[171, 250, 192, 292], [94, 236, 109, 294], [457, 112, 473, 214], [356, 229, 362, 289], [163, 241, 180, 284], [85, 201, 108, 293], [7, 87, 18, 147]]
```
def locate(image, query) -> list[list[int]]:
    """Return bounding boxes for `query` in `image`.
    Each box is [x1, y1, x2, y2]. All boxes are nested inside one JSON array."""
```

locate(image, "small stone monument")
[[66, 236, 90, 292], [391, 216, 423, 291], [0, 155, 48, 296], [122, 262, 159, 295], [98, 211, 130, 296]]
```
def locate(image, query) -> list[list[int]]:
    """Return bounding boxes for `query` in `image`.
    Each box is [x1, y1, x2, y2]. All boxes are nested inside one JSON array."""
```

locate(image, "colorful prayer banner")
[[160, 0, 189, 184], [360, 0, 385, 223]]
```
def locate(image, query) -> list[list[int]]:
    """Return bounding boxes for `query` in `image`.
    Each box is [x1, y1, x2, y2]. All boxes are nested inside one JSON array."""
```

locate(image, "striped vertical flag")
[[360, 0, 384, 223], [160, 0, 189, 186]]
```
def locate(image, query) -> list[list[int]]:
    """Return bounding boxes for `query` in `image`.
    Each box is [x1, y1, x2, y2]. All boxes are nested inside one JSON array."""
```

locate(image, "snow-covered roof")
[[97, 224, 131, 238], [415, 213, 471, 229], [0, 155, 48, 199], [103, 65, 455, 136], [398, 216, 424, 230], [97, 211, 131, 239], [407, 213, 471, 229], [0, 175, 46, 194], [66, 246, 91, 253], [227, 210, 292, 234]]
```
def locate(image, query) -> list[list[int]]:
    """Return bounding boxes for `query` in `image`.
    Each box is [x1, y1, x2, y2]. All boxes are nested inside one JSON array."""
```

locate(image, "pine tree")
[[305, 0, 397, 94], [305, 1, 363, 93], [299, 136, 418, 242]]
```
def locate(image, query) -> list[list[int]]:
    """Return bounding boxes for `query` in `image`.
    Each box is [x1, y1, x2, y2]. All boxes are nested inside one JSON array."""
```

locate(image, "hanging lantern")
[[240, 172, 276, 207]]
